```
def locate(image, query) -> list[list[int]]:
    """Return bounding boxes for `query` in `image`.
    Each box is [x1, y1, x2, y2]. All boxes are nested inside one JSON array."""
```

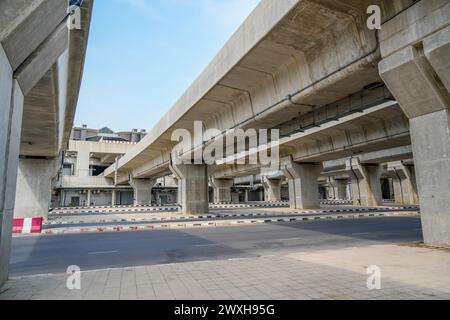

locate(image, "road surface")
[[10, 216, 422, 276]]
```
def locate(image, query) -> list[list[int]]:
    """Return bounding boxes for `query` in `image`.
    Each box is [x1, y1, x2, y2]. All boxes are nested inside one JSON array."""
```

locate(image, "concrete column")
[[111, 190, 116, 206], [328, 177, 348, 200], [325, 182, 333, 199], [60, 190, 65, 207], [346, 158, 382, 207], [170, 163, 209, 215], [173, 177, 180, 206], [0, 45, 25, 287], [244, 189, 249, 203], [211, 178, 233, 203], [14, 158, 57, 219], [281, 158, 322, 209], [262, 177, 282, 202], [379, 26, 450, 245], [86, 189, 91, 206], [387, 162, 419, 205], [129, 177, 155, 206]]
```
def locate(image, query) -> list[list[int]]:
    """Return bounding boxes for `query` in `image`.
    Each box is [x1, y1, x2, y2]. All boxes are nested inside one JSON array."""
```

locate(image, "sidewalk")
[[1, 243, 449, 300]]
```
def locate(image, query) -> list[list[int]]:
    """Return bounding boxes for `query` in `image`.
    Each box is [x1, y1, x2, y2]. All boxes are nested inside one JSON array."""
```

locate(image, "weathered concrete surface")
[[0, 45, 24, 287], [211, 178, 233, 203], [106, 0, 415, 181], [170, 163, 209, 215], [129, 178, 155, 206], [379, 0, 450, 246], [262, 177, 282, 202], [282, 158, 322, 210], [410, 110, 450, 245], [346, 158, 383, 207], [0, 0, 67, 70], [14, 159, 57, 219], [0, 0, 94, 288], [387, 161, 418, 205], [327, 177, 348, 201]]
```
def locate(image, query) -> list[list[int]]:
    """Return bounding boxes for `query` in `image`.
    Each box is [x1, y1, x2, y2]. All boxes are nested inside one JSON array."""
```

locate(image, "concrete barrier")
[[12, 218, 43, 234]]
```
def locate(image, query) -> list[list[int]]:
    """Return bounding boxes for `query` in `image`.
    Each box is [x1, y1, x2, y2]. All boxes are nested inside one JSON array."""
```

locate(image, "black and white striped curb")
[[49, 206, 179, 215], [48, 202, 292, 215], [49, 200, 358, 213], [39, 210, 420, 236], [321, 200, 353, 205], [45, 206, 420, 225]]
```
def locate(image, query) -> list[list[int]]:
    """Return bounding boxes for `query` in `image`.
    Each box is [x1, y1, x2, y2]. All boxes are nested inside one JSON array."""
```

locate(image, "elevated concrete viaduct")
[[103, 0, 450, 246], [91, 0, 450, 245], [0, 0, 93, 287], [105, 0, 412, 190]]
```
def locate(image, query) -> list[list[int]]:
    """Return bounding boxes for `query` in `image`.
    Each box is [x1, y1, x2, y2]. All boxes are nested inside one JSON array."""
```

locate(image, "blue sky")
[[75, 0, 260, 132]]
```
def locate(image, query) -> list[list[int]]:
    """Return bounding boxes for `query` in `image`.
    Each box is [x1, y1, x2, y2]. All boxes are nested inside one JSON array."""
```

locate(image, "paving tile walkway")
[[1, 243, 449, 300]]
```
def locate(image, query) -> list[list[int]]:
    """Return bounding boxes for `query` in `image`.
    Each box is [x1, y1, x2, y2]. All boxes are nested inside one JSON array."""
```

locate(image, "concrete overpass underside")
[[102, 0, 450, 247]]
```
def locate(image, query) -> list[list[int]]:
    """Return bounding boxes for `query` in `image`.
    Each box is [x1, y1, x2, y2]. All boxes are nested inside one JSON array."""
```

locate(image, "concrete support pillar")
[[346, 158, 382, 207], [170, 163, 209, 215], [379, 25, 450, 245], [387, 162, 419, 205], [111, 190, 116, 206], [129, 177, 155, 206], [244, 189, 249, 203], [14, 158, 56, 219], [281, 158, 322, 209], [328, 177, 348, 200], [173, 177, 180, 206], [262, 177, 282, 202], [86, 189, 91, 206], [0, 46, 24, 287], [60, 190, 65, 207], [325, 184, 333, 199], [211, 178, 233, 203]]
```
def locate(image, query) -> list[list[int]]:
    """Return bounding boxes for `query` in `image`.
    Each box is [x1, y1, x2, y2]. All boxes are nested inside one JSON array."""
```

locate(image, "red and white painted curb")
[[13, 218, 43, 234]]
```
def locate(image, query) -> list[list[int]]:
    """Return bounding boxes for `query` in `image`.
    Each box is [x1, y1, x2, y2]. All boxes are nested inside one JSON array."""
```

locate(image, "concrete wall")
[[90, 191, 114, 206]]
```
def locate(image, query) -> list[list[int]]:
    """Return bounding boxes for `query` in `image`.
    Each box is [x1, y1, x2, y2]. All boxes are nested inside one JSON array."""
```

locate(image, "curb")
[[39, 210, 420, 236], [44, 206, 420, 226]]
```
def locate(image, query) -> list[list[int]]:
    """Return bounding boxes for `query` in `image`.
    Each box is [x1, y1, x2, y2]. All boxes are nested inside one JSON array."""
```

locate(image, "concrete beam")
[[0, 0, 67, 71], [14, 22, 68, 95]]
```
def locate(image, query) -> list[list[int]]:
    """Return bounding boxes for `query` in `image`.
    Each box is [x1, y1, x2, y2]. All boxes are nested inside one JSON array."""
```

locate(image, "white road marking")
[[87, 250, 118, 255], [278, 238, 301, 241], [195, 244, 220, 247]]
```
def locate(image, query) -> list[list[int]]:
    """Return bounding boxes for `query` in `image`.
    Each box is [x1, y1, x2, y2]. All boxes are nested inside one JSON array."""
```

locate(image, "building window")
[[62, 164, 73, 176], [90, 165, 108, 176]]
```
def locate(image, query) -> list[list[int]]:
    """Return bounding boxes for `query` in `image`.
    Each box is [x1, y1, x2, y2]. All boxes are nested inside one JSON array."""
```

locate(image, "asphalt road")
[[10, 216, 423, 276]]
